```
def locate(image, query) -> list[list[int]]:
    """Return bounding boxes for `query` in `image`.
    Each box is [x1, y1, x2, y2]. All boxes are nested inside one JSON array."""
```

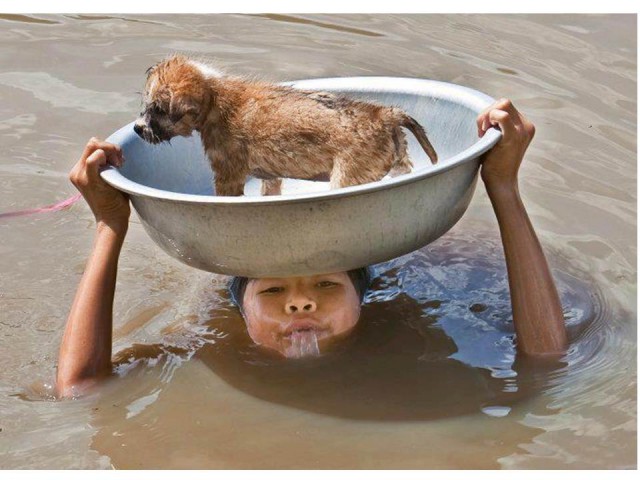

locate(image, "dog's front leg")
[[215, 176, 245, 196], [209, 150, 247, 196], [213, 166, 246, 196]]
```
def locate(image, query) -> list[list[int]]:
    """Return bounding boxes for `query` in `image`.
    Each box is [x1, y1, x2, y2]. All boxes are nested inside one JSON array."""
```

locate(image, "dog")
[[134, 55, 438, 196]]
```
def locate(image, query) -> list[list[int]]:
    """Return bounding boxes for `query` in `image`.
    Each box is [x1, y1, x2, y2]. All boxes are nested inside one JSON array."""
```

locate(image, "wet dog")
[[134, 55, 438, 196]]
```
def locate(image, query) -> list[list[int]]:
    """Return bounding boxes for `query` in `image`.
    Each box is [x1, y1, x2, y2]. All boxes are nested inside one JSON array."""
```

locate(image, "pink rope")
[[0, 193, 82, 219]]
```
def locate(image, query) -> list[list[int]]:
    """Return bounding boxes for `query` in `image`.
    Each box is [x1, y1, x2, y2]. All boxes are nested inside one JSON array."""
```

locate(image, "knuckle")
[[69, 167, 81, 182], [71, 175, 84, 188], [528, 122, 536, 138], [493, 110, 509, 121]]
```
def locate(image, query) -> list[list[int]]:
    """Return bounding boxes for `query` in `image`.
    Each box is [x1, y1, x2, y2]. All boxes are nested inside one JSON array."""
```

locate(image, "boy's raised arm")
[[56, 139, 129, 397], [478, 99, 568, 355]]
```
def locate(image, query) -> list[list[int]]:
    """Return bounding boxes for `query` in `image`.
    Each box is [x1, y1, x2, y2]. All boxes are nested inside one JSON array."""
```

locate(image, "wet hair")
[[228, 267, 373, 311]]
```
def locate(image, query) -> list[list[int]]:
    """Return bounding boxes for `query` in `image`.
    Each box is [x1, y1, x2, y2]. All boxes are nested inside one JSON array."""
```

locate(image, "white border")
[[2, 0, 639, 13], [5, 469, 640, 479], [1, 6, 636, 477]]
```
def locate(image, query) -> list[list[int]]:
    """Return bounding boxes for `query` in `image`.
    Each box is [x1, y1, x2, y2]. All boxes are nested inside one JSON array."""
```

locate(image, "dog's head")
[[134, 55, 213, 144]]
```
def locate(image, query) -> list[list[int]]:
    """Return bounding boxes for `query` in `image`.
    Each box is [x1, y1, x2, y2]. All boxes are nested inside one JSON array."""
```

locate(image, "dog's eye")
[[149, 105, 167, 116], [169, 112, 185, 122]]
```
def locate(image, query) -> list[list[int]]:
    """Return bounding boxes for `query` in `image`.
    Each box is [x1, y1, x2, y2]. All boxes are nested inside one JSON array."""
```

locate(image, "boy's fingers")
[[81, 139, 123, 167], [80, 137, 101, 164], [85, 149, 108, 180], [476, 114, 484, 136], [488, 109, 517, 140], [477, 98, 520, 136], [104, 147, 123, 167], [93, 142, 122, 166], [495, 98, 518, 116], [477, 112, 491, 136]]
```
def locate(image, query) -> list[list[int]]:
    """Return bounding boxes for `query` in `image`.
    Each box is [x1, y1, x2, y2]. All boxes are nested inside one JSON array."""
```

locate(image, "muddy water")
[[0, 14, 635, 469]]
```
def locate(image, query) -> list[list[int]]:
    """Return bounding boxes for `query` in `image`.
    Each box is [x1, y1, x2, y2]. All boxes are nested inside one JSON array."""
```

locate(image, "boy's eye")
[[259, 286, 284, 294], [317, 281, 337, 288]]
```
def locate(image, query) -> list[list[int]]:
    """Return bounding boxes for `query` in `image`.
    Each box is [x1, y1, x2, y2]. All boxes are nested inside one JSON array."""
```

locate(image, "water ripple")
[[0, 72, 137, 114]]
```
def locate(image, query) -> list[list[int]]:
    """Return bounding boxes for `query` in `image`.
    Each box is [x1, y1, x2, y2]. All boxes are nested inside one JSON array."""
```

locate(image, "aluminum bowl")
[[101, 77, 501, 277]]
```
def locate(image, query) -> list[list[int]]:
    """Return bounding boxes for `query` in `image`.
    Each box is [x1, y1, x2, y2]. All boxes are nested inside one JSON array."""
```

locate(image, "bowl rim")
[[101, 76, 502, 205]]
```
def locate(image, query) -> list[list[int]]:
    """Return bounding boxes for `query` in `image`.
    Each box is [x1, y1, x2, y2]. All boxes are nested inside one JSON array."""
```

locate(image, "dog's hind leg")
[[388, 127, 413, 178], [329, 158, 350, 189], [261, 178, 282, 196], [330, 156, 382, 189]]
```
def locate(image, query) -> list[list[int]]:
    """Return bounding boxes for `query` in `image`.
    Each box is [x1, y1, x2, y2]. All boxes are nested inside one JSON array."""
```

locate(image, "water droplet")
[[284, 331, 320, 359], [481, 405, 511, 417]]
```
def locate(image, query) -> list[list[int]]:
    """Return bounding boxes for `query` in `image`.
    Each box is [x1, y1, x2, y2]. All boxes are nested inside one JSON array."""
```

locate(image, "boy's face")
[[241, 272, 361, 357]]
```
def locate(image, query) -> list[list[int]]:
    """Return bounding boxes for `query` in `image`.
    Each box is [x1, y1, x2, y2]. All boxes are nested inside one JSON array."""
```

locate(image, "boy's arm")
[[56, 139, 129, 397], [478, 99, 568, 355]]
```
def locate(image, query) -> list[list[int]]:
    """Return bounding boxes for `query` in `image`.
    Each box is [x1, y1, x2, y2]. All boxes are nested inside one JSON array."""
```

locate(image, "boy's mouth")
[[283, 319, 327, 338]]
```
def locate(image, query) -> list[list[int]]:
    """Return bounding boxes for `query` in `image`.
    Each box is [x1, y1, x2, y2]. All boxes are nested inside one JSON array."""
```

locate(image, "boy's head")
[[229, 268, 371, 358]]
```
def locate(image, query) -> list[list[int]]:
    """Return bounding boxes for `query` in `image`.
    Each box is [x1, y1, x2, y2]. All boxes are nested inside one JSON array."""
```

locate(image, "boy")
[[56, 99, 567, 398]]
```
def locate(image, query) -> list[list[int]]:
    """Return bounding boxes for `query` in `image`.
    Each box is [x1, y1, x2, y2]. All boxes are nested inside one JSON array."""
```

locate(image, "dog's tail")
[[400, 114, 438, 165]]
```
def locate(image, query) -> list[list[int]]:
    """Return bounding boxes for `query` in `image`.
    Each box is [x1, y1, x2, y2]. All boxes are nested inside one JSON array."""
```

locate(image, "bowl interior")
[[113, 78, 487, 198]]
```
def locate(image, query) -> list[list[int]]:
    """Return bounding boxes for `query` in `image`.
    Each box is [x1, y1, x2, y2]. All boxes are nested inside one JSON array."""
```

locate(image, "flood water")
[[0, 14, 636, 469]]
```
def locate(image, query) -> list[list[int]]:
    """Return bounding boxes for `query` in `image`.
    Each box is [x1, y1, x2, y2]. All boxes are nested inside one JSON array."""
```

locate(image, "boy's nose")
[[285, 295, 317, 314]]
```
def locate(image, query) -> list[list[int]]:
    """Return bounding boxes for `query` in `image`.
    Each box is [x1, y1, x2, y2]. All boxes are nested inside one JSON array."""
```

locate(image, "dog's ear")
[[145, 64, 158, 79], [169, 94, 200, 121]]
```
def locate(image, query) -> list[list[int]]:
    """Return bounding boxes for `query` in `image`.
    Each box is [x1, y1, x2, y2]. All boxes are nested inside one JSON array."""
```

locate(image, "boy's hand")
[[69, 138, 130, 230], [476, 98, 536, 189]]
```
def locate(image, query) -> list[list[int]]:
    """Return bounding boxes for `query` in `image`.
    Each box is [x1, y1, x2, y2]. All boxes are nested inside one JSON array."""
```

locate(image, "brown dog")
[[134, 55, 438, 196]]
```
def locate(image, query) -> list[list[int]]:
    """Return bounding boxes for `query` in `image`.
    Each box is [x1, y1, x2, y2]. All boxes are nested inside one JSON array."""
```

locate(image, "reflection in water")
[[83, 226, 595, 468], [0, 14, 60, 25], [193, 294, 565, 421], [251, 14, 386, 38], [0, 72, 137, 114], [63, 14, 164, 26]]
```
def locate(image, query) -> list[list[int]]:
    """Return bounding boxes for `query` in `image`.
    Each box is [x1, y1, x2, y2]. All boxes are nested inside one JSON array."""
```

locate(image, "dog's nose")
[[133, 123, 143, 136]]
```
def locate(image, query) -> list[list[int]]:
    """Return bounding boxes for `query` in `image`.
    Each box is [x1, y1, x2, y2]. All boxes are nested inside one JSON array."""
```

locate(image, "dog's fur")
[[134, 55, 438, 196]]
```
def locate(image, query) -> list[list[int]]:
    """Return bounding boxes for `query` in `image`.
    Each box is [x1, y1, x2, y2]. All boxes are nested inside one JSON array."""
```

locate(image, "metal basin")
[[102, 77, 501, 277]]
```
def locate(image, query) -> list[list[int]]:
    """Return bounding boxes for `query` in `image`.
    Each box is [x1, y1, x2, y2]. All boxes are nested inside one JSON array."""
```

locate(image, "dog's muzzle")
[[133, 120, 166, 144], [133, 123, 144, 136]]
